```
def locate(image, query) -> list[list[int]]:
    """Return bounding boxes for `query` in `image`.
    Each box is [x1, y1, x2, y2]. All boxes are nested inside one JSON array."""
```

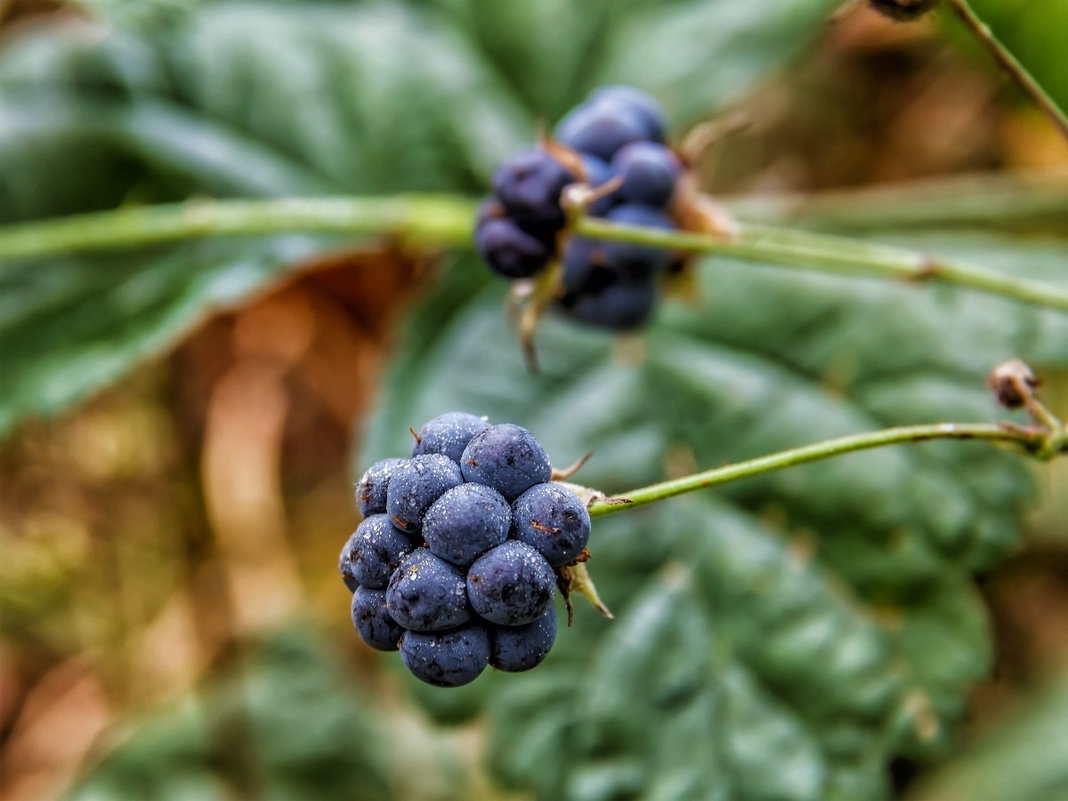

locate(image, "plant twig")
[[0, 195, 479, 258], [574, 217, 1068, 313], [944, 0, 1068, 142], [2, 193, 1066, 314], [587, 421, 1057, 518]]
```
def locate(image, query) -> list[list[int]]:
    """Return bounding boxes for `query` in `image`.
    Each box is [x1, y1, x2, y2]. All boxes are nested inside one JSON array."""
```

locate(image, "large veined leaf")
[[360, 233, 1068, 801], [0, 0, 840, 438]]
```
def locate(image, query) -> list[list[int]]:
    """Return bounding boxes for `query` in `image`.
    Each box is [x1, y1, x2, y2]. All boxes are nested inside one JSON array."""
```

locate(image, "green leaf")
[[906, 669, 1068, 801], [363, 231, 1067, 800], [0, 0, 843, 436], [0, 236, 333, 435], [65, 632, 397, 801]]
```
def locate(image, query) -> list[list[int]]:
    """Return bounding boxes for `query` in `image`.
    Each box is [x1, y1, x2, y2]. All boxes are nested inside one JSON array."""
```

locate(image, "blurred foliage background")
[[1, 1, 1067, 800]]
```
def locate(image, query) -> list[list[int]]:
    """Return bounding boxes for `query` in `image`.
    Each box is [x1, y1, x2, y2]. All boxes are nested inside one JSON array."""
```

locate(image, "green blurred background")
[[1, 1, 1067, 800]]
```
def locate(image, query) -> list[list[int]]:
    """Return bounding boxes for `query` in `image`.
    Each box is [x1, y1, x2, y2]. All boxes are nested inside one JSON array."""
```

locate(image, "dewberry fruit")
[[386, 454, 463, 535], [490, 603, 557, 672], [349, 513, 418, 590], [512, 482, 592, 567], [460, 423, 552, 502], [355, 457, 406, 517], [411, 411, 490, 464], [423, 483, 512, 567], [466, 540, 556, 626], [351, 586, 405, 651], [399, 625, 491, 687], [386, 550, 471, 632]]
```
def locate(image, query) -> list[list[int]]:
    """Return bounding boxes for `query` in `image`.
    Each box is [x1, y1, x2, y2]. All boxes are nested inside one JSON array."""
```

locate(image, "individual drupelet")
[[560, 274, 658, 331], [423, 483, 512, 567], [386, 550, 471, 632], [355, 457, 407, 517], [460, 423, 552, 502], [351, 586, 406, 652], [491, 147, 577, 229], [475, 211, 554, 280], [611, 141, 682, 207], [348, 513, 418, 589], [399, 625, 491, 687], [466, 541, 556, 626], [490, 603, 558, 672], [591, 85, 667, 142], [338, 532, 361, 593], [555, 94, 660, 161], [598, 203, 677, 280], [411, 411, 491, 465], [511, 482, 592, 567], [386, 453, 463, 535]]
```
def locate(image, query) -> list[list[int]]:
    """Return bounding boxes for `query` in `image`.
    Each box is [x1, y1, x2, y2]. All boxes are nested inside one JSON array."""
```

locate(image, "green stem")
[[574, 217, 1068, 313], [2, 191, 1066, 313], [945, 0, 1068, 142], [0, 194, 478, 258], [587, 421, 1054, 518]]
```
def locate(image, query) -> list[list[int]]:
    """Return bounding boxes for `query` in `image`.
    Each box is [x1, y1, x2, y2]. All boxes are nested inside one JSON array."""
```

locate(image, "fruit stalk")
[[586, 421, 1058, 518]]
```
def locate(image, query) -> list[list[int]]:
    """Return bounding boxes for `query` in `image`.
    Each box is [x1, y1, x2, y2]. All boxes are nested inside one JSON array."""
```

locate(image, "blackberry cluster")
[[475, 86, 686, 331], [339, 412, 591, 687]]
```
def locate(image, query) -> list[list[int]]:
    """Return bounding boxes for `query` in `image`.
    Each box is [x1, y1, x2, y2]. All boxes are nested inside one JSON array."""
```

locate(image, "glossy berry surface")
[[511, 482, 592, 567], [460, 423, 552, 502], [351, 586, 405, 651], [466, 541, 556, 626], [554, 97, 652, 161], [611, 141, 681, 207], [338, 532, 361, 593], [475, 214, 553, 279], [411, 411, 490, 464], [600, 203, 676, 280], [355, 457, 406, 517], [399, 625, 491, 687], [385, 550, 471, 632], [386, 454, 463, 535], [490, 603, 557, 672], [561, 275, 657, 331], [349, 513, 417, 590], [491, 147, 575, 228], [423, 483, 512, 567], [590, 85, 667, 142]]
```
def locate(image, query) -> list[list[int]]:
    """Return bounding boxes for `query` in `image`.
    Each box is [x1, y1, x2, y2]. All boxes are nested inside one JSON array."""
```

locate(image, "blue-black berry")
[[423, 482, 511, 567], [343, 414, 586, 687], [386, 549, 471, 632], [460, 423, 552, 502], [355, 457, 407, 517], [466, 541, 556, 626], [411, 411, 491, 464], [490, 603, 557, 672], [491, 147, 576, 228], [399, 625, 491, 687], [339, 531, 361, 593], [386, 454, 463, 535], [351, 586, 405, 651], [512, 482, 591, 567], [349, 513, 418, 590]]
